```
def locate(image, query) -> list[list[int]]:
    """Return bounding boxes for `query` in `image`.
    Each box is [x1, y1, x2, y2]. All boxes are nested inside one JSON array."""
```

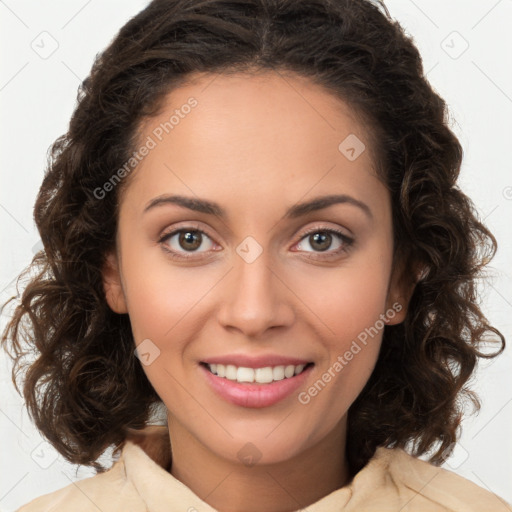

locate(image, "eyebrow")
[[143, 193, 373, 220]]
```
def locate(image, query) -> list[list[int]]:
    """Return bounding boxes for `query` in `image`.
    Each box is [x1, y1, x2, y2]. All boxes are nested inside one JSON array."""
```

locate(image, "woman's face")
[[103, 70, 407, 466]]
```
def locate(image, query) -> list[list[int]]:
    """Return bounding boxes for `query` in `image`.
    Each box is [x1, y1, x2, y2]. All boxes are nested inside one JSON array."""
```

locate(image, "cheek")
[[119, 247, 224, 403], [297, 241, 393, 345], [120, 244, 218, 343], [301, 274, 386, 396], [295, 275, 388, 436], [293, 238, 392, 406]]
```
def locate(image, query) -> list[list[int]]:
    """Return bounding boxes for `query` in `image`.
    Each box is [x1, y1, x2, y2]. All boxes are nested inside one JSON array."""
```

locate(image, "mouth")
[[199, 361, 315, 408], [200, 362, 314, 384]]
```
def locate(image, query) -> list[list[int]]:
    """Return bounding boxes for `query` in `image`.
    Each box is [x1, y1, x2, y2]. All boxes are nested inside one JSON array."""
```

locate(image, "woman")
[[2, 0, 510, 510]]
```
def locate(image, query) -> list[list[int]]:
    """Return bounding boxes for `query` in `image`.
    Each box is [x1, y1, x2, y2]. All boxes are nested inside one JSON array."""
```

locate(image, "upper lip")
[[201, 354, 313, 368]]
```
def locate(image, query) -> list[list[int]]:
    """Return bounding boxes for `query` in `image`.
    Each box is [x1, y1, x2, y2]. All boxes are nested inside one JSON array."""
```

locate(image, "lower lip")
[[200, 363, 314, 408]]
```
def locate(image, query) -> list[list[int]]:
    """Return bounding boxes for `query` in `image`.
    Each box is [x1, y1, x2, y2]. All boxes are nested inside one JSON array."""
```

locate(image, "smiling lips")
[[200, 355, 314, 408], [204, 362, 310, 384]]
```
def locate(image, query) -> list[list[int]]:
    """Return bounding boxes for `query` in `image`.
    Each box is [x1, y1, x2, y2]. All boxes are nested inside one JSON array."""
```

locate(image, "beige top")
[[18, 430, 512, 512]]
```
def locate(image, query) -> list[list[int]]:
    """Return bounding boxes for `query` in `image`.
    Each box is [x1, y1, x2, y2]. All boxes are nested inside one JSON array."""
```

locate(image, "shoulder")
[[369, 446, 512, 511], [16, 427, 172, 512], [16, 454, 146, 512]]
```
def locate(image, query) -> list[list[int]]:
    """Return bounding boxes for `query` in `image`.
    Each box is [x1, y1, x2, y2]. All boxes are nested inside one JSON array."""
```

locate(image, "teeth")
[[255, 367, 273, 383], [294, 364, 305, 375], [206, 363, 310, 384], [237, 367, 255, 382], [284, 365, 295, 378], [273, 365, 285, 380], [225, 364, 237, 380]]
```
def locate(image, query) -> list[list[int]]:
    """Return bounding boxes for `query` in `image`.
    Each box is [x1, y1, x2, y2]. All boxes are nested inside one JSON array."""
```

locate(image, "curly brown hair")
[[1, 0, 505, 475]]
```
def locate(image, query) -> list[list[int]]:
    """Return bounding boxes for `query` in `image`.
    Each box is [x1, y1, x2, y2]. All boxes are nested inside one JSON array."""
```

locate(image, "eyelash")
[[157, 224, 354, 262]]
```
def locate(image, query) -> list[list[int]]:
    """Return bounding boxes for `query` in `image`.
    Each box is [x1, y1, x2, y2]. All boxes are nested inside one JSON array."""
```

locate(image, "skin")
[[103, 70, 412, 512]]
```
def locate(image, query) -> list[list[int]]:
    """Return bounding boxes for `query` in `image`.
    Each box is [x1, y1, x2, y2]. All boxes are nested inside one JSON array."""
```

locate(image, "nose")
[[217, 251, 295, 338]]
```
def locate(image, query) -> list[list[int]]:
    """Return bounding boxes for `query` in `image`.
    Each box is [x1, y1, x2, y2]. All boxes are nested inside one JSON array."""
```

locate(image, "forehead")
[[121, 70, 386, 217], [140, 69, 376, 163]]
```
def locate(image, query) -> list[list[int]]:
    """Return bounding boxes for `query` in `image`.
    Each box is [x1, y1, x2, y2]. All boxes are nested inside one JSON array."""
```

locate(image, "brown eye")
[[158, 227, 217, 260], [178, 230, 202, 251], [294, 227, 354, 259], [308, 232, 332, 252]]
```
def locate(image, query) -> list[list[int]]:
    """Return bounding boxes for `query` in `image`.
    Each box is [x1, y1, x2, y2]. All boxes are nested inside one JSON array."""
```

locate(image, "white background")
[[1, 0, 511, 510]]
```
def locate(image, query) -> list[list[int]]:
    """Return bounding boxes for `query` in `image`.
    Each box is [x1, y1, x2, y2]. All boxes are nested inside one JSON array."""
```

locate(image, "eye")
[[294, 227, 354, 259], [158, 225, 218, 260], [158, 224, 354, 262]]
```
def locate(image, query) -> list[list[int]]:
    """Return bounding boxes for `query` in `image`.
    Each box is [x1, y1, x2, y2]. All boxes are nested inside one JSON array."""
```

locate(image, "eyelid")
[[294, 223, 353, 243], [158, 222, 354, 261], [157, 222, 221, 260], [291, 224, 354, 258], [158, 222, 216, 243]]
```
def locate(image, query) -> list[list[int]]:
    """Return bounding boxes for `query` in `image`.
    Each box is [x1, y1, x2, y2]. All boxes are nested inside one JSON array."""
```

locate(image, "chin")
[[206, 428, 316, 467]]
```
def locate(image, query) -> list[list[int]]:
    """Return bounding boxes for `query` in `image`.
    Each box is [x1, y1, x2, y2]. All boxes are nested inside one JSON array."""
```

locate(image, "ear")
[[384, 258, 418, 326], [102, 251, 128, 314]]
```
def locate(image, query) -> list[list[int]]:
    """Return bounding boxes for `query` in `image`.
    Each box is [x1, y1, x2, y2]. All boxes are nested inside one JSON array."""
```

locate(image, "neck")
[[167, 417, 350, 512]]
